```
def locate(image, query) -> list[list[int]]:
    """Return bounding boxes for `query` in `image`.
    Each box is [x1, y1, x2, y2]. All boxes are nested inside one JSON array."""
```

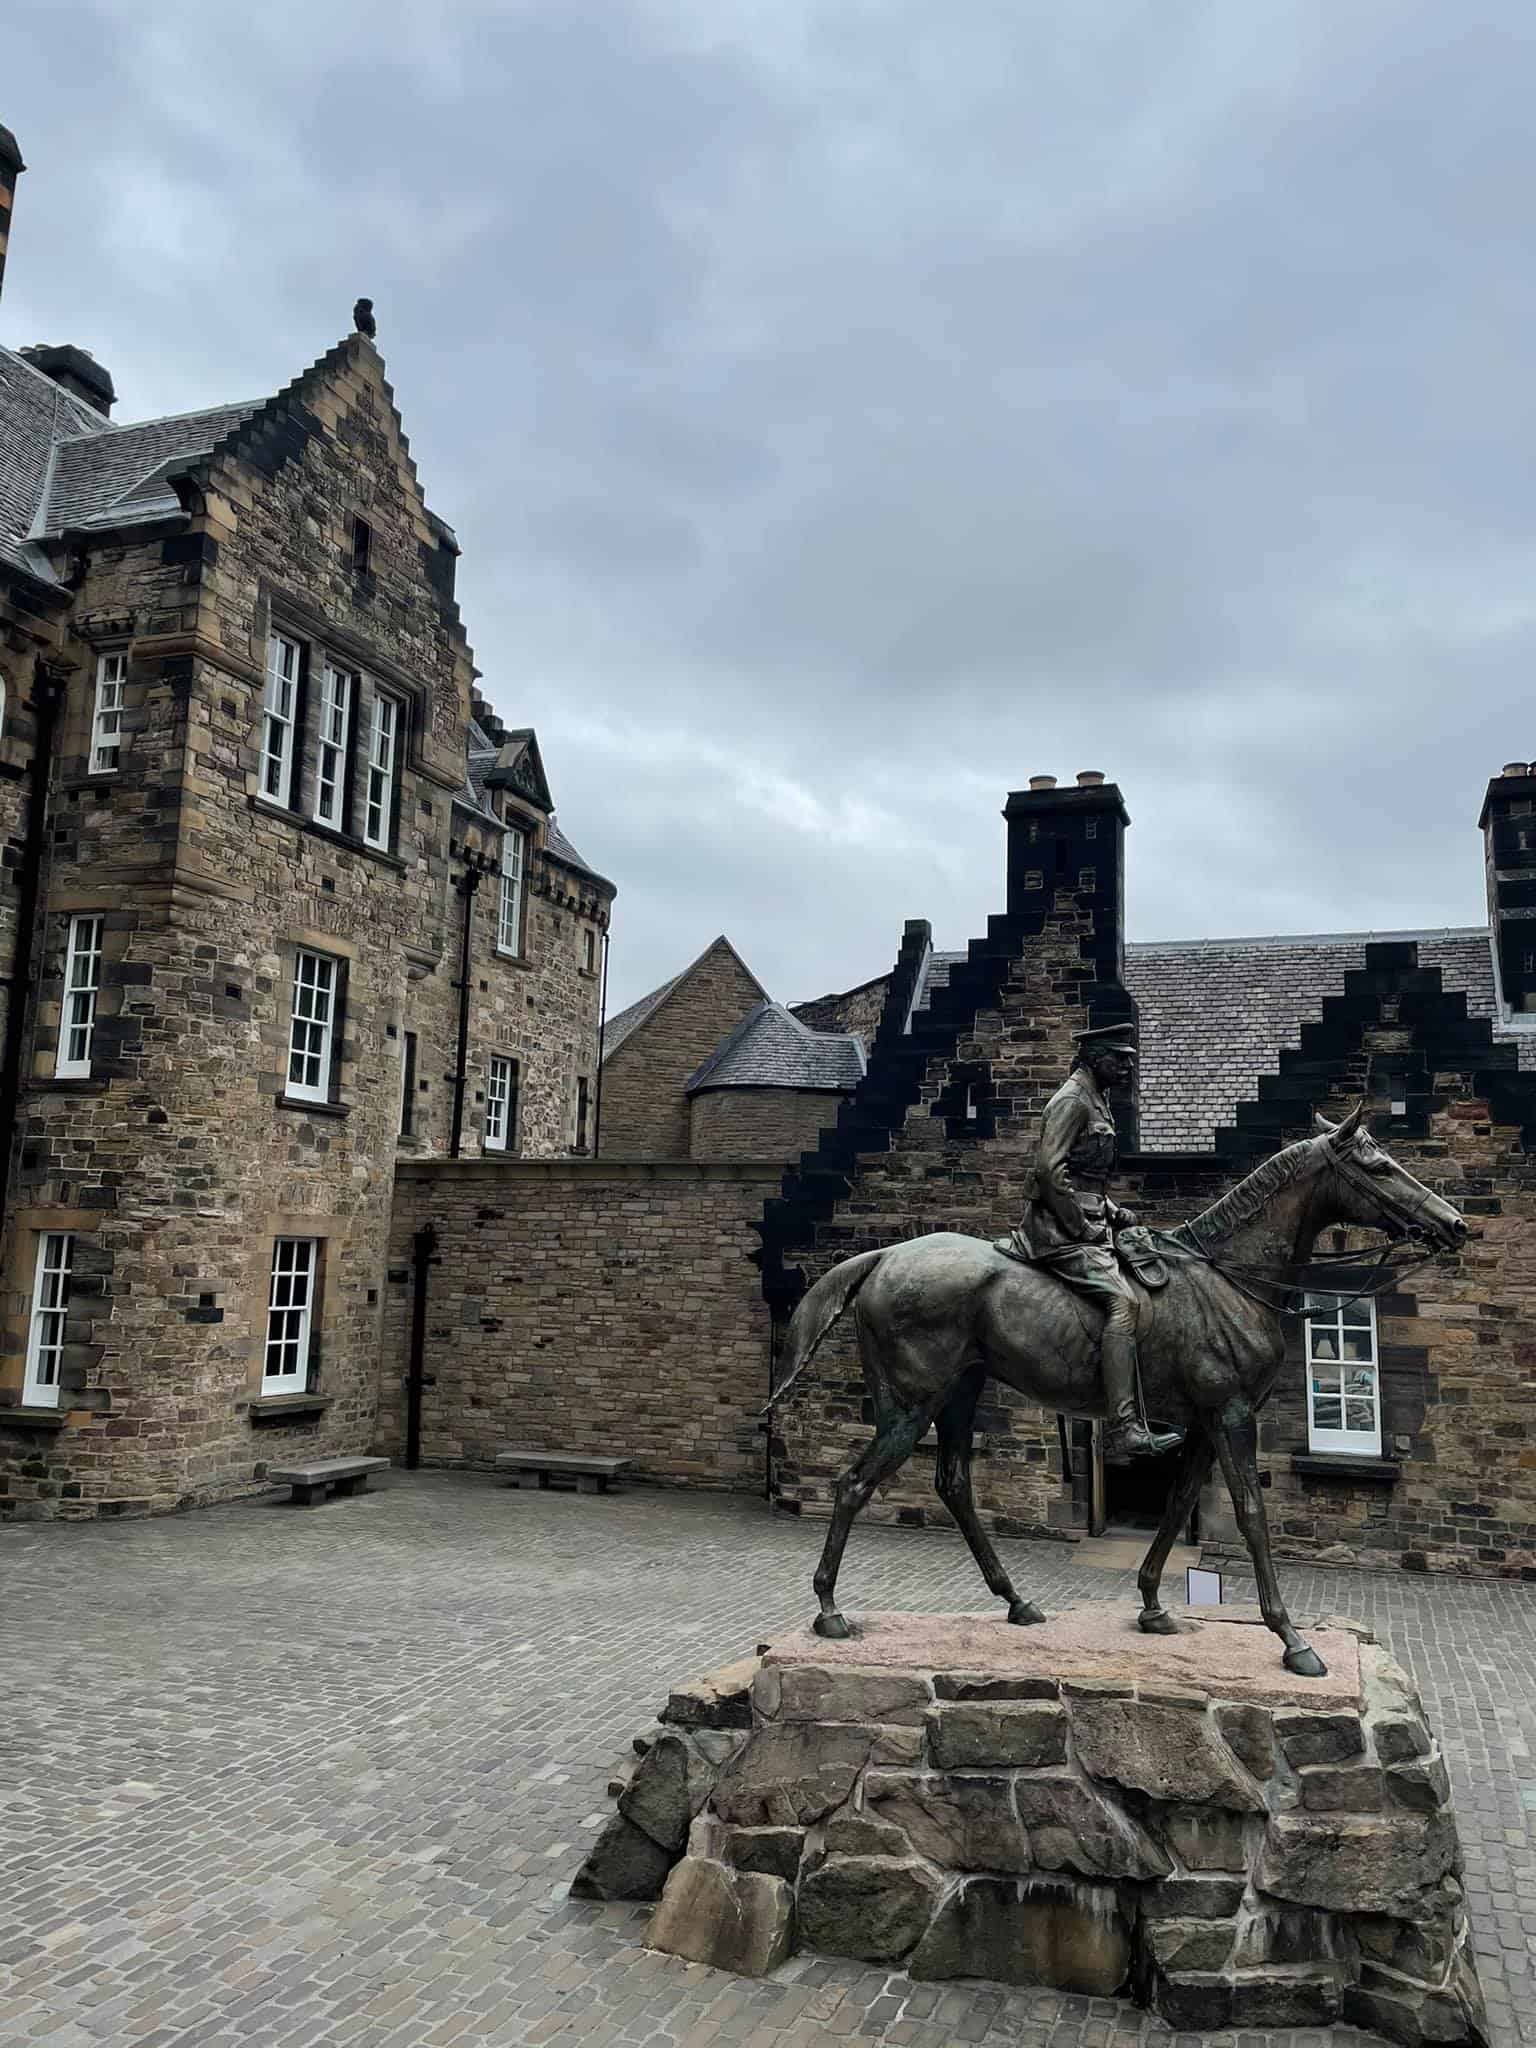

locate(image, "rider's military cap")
[[1072, 1022, 1138, 1060]]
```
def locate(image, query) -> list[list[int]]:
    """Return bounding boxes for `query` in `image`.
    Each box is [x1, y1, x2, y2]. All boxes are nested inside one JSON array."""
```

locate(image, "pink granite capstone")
[[760, 1602, 1361, 1710]]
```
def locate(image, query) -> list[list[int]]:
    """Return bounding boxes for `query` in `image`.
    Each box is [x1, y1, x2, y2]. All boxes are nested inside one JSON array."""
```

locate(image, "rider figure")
[[1000, 1022, 1184, 1463]]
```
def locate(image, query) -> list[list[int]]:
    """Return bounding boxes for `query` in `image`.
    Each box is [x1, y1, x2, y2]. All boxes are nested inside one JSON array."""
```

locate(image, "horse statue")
[[766, 1105, 1466, 1676]]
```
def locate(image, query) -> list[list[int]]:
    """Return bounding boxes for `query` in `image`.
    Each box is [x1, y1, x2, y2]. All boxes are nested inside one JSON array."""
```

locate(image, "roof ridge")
[[53, 396, 263, 446], [1126, 925, 1489, 954]]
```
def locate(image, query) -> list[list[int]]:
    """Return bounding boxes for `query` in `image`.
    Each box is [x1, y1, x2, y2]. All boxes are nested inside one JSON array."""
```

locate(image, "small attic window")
[[351, 517, 372, 577]]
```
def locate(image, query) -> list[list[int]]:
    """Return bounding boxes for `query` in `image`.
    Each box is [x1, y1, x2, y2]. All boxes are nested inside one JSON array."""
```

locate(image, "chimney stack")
[[18, 343, 115, 417], [0, 123, 23, 311], [1478, 763, 1536, 1015]]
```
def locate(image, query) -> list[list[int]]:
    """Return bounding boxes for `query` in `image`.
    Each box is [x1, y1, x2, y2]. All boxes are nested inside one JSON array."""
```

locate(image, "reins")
[[1152, 1227, 1439, 1320]]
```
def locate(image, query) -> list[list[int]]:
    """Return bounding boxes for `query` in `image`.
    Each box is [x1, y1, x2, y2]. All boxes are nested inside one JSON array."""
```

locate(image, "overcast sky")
[[8, 2, 1534, 1013]]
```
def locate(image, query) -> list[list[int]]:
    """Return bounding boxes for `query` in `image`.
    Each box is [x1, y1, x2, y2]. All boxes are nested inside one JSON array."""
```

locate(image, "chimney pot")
[[1503, 763, 1530, 779], [1027, 775, 1057, 791], [1076, 770, 1106, 787]]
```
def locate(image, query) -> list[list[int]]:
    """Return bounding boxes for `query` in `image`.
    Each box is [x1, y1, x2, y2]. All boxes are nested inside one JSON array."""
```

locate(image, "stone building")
[[386, 761, 1536, 1582], [600, 934, 864, 1162], [0, 125, 613, 1518]]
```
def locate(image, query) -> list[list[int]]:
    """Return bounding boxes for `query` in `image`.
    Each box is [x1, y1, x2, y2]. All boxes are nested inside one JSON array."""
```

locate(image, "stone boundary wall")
[[382, 1160, 782, 1488]]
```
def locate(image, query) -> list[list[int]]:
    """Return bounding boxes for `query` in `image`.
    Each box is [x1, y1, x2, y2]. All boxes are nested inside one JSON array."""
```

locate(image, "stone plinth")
[[587, 1605, 1485, 2044]]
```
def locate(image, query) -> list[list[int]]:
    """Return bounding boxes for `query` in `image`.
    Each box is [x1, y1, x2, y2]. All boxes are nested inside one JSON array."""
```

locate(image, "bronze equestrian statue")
[[766, 1074, 1466, 1677]]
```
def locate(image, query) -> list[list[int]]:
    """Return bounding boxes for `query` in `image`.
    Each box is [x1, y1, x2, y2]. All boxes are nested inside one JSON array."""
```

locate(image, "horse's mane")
[[1185, 1136, 1317, 1248]]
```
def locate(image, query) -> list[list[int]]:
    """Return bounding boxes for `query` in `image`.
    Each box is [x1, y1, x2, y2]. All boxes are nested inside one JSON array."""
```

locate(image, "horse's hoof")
[[1283, 1643, 1328, 1678], [813, 1611, 852, 1641], [1006, 1600, 1047, 1627], [1138, 1608, 1180, 1636]]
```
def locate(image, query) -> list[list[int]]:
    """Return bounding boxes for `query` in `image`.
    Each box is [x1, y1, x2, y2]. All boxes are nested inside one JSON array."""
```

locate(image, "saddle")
[[993, 1222, 1171, 1291]]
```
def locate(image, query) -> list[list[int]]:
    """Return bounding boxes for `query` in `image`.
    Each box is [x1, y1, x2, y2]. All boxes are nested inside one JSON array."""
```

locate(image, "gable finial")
[[352, 297, 377, 339]]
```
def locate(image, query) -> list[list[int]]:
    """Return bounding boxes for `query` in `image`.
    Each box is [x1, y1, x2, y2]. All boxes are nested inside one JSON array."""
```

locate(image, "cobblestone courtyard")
[[3, 1474, 1536, 2048]]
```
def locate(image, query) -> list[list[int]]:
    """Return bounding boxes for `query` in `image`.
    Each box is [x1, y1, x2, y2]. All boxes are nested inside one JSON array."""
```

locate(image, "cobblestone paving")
[[2, 1473, 1535, 2048]]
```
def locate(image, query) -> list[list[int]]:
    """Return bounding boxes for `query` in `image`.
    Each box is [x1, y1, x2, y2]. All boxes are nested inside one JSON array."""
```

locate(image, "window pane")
[[1311, 1398, 1343, 1430], [1340, 1299, 1373, 1327], [1311, 1370, 1343, 1400], [1309, 1333, 1338, 1361], [1345, 1400, 1376, 1433]]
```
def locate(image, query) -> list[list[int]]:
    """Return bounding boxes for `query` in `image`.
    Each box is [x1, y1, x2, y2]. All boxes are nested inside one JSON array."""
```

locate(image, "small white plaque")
[[1186, 1566, 1223, 1607]]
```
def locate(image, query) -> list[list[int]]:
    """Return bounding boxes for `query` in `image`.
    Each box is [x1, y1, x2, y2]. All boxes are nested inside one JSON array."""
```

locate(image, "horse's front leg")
[[1209, 1396, 1326, 1677], [1136, 1433, 1214, 1633]]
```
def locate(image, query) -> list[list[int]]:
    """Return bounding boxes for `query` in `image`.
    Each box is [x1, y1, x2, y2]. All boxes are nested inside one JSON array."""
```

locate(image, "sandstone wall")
[[690, 1088, 846, 1163], [0, 336, 610, 1519], [601, 939, 765, 1158], [381, 1159, 779, 1487]]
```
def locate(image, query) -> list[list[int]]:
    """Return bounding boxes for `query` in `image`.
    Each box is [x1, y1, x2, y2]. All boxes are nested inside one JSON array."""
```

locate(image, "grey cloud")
[[7, 0, 1530, 1014]]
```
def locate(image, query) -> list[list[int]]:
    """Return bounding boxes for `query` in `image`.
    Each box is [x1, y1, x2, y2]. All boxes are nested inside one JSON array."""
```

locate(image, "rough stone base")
[[589, 1606, 1486, 2044]]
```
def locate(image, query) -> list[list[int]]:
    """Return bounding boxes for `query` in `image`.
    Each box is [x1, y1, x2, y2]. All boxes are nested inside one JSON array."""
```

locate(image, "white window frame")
[[261, 633, 301, 806], [287, 948, 338, 1103], [1303, 1292, 1383, 1456], [22, 1231, 73, 1408], [363, 690, 399, 851], [262, 1237, 316, 1396], [312, 662, 353, 829], [498, 826, 526, 955], [90, 650, 127, 774], [55, 914, 103, 1078], [485, 1054, 515, 1152]]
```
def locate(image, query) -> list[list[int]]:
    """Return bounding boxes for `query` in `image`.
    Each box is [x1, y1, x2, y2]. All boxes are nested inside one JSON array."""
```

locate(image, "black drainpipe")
[[405, 1219, 438, 1470], [591, 923, 611, 1159], [448, 848, 493, 1159], [0, 654, 64, 1240]]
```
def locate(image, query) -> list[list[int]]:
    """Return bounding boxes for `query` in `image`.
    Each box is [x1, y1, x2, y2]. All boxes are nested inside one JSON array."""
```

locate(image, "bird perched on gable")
[[352, 297, 377, 339]]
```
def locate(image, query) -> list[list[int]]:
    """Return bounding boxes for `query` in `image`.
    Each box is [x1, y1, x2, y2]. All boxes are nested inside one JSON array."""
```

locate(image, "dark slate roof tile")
[[685, 1001, 866, 1094], [1125, 925, 1526, 1150], [38, 399, 259, 535]]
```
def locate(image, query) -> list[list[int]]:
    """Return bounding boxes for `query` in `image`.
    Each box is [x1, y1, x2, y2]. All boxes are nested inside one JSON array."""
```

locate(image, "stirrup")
[[1103, 1418, 1184, 1463]]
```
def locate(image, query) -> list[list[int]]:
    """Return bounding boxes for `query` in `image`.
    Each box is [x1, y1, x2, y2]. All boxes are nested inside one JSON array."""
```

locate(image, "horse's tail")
[[761, 1248, 885, 1416]]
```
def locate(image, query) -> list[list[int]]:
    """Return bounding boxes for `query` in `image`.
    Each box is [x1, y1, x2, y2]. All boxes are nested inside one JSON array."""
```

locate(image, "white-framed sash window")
[[498, 827, 525, 954], [287, 949, 338, 1101], [485, 1054, 516, 1152], [90, 651, 127, 774], [363, 691, 398, 850], [1304, 1292, 1382, 1456], [261, 633, 301, 805], [313, 663, 353, 828], [23, 1231, 73, 1408], [263, 1237, 316, 1395], [56, 914, 104, 1077]]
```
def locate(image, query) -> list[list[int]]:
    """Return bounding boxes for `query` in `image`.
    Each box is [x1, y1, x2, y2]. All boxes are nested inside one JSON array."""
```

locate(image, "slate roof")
[[0, 344, 104, 583], [910, 929, 1531, 1152], [37, 399, 259, 535], [685, 1001, 867, 1095], [1123, 925, 1534, 1150]]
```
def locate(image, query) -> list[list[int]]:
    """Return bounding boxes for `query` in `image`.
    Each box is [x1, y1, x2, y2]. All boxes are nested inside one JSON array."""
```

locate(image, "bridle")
[[1163, 1138, 1454, 1320]]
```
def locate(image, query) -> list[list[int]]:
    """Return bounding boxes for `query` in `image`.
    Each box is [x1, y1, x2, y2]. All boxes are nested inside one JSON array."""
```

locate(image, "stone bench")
[[495, 1449, 632, 1495], [269, 1455, 390, 1506]]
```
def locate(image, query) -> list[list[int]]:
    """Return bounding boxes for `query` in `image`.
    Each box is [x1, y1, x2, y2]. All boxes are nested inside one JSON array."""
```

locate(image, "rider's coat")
[[1011, 1065, 1136, 1304]]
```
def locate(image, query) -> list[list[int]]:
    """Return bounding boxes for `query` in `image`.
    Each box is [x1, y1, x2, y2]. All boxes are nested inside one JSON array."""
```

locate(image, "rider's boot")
[[1100, 1318, 1184, 1462]]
